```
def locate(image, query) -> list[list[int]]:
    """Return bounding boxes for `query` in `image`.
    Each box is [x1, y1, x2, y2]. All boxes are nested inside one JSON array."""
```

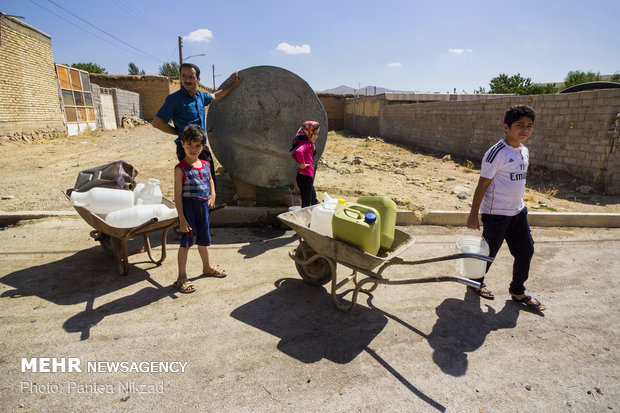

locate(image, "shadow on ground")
[[231, 278, 388, 364], [0, 244, 177, 340], [424, 288, 542, 376], [0, 227, 297, 342]]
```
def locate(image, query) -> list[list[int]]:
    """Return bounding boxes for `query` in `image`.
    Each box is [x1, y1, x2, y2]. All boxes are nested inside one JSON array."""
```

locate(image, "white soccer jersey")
[[480, 140, 528, 216]]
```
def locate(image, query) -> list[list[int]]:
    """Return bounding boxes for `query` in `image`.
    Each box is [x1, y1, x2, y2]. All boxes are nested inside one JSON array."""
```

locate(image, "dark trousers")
[[296, 173, 318, 207], [176, 142, 216, 191], [476, 207, 534, 295]]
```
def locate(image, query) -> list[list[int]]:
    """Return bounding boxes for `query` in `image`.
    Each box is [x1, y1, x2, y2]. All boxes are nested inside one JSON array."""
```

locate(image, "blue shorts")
[[179, 197, 211, 248]]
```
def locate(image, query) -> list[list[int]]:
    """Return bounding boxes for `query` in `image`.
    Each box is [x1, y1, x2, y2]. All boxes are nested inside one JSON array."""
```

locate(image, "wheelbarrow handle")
[[127, 217, 159, 237], [209, 203, 227, 213]]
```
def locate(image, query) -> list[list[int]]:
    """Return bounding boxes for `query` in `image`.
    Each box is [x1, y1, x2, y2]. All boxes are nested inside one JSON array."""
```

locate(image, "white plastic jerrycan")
[[136, 178, 162, 205], [104, 204, 178, 228], [132, 182, 145, 205], [70, 187, 135, 215], [309, 193, 340, 237]]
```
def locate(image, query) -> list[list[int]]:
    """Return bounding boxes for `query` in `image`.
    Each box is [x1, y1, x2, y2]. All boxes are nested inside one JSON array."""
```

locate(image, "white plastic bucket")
[[455, 236, 490, 277]]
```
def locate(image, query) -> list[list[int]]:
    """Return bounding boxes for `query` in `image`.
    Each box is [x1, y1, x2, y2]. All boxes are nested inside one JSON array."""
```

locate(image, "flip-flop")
[[173, 279, 196, 293], [511, 295, 545, 311], [469, 283, 495, 300], [203, 265, 227, 278]]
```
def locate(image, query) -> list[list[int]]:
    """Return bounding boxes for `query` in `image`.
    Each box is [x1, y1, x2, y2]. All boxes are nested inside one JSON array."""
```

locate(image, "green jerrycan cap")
[[364, 212, 377, 223]]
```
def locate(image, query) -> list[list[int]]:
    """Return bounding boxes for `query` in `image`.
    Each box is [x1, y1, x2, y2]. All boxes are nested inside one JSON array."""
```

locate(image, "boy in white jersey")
[[466, 105, 545, 311]]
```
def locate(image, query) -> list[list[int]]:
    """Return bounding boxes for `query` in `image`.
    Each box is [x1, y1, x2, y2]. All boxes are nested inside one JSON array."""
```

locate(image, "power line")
[[28, 0, 161, 63], [117, 0, 176, 37], [110, 0, 175, 41], [165, 44, 178, 63], [44, 0, 165, 63]]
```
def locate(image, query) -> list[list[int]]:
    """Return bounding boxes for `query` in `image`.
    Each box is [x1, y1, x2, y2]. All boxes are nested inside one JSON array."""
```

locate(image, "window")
[[56, 64, 97, 134]]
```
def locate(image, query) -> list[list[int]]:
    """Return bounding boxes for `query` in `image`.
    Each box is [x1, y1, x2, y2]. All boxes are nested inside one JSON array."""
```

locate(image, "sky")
[[3, 0, 619, 93]]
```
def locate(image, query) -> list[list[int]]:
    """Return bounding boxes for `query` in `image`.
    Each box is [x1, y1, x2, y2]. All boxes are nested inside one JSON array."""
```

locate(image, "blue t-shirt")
[[155, 87, 213, 143]]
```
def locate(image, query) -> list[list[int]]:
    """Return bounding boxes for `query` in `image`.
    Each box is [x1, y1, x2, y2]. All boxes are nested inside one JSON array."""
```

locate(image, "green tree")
[[488, 73, 557, 95], [158, 62, 180, 77], [71, 62, 107, 73], [611, 73, 620, 83], [128, 62, 145, 75], [562, 70, 602, 89]]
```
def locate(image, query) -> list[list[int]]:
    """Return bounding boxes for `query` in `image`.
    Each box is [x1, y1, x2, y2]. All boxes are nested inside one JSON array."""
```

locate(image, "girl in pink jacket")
[[290, 121, 320, 207]]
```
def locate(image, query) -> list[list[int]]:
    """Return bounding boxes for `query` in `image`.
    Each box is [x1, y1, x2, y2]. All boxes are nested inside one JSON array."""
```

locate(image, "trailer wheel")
[[294, 242, 332, 286]]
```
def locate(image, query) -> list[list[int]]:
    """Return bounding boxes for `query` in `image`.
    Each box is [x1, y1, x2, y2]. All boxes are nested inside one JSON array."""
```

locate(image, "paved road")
[[0, 217, 618, 412]]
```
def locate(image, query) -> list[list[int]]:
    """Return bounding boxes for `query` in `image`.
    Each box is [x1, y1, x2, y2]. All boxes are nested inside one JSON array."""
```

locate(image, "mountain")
[[321, 85, 413, 94]]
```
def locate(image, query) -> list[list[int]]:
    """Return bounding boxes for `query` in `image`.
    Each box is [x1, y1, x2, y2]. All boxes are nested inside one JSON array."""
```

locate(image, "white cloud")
[[449, 48, 473, 55], [387, 62, 402, 67], [184, 29, 213, 43], [276, 42, 311, 55]]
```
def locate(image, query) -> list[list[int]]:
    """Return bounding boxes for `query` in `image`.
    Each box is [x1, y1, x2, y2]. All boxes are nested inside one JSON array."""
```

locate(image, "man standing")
[[152, 63, 241, 187]]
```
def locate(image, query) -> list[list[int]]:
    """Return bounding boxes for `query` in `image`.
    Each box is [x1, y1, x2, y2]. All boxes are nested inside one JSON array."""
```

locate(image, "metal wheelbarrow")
[[66, 190, 180, 276], [278, 206, 493, 311]]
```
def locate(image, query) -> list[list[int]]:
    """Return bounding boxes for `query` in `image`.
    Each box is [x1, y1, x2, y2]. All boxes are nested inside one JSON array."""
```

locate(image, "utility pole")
[[178, 36, 183, 67], [212, 64, 215, 89]]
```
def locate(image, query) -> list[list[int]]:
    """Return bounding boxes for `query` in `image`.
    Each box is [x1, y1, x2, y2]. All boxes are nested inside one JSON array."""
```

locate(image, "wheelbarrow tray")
[[278, 205, 491, 311], [278, 206, 415, 272], [71, 195, 178, 275]]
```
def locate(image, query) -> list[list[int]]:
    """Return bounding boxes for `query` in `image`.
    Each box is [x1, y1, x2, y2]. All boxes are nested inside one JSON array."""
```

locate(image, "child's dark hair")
[[180, 63, 200, 78], [504, 104, 536, 126], [181, 124, 206, 145]]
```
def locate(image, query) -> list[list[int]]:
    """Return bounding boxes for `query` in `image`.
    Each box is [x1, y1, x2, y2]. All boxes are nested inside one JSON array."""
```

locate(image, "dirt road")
[[1, 126, 619, 214]]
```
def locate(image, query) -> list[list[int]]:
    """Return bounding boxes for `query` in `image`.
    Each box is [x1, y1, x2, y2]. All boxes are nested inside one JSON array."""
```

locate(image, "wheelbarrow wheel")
[[294, 241, 332, 286], [90, 230, 114, 257]]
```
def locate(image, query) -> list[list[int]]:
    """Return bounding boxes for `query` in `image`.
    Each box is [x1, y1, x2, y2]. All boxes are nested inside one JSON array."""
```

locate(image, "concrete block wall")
[[0, 15, 65, 135], [110, 88, 142, 126], [345, 90, 620, 194], [91, 84, 103, 129]]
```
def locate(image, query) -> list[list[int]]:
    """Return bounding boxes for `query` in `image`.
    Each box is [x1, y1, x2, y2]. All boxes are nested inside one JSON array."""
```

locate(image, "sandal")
[[469, 283, 495, 300], [173, 279, 196, 293], [511, 295, 545, 311], [203, 265, 227, 278]]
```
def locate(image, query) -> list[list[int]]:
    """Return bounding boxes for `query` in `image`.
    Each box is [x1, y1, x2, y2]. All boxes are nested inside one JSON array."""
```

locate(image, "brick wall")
[[0, 15, 65, 135], [344, 95, 382, 136], [345, 90, 620, 195]]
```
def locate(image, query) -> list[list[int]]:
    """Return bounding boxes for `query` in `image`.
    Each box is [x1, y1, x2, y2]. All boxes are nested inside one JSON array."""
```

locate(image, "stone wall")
[[344, 90, 620, 195], [0, 15, 65, 136]]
